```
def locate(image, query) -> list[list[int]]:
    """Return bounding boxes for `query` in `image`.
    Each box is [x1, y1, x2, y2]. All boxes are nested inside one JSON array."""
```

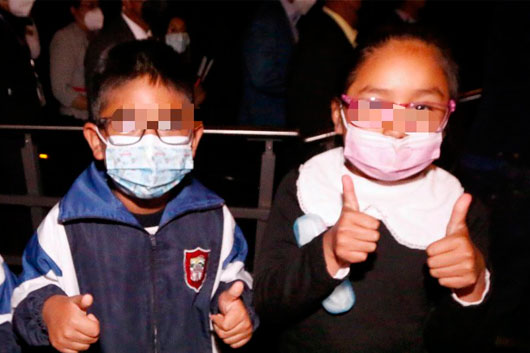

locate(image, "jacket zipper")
[[149, 233, 158, 353]]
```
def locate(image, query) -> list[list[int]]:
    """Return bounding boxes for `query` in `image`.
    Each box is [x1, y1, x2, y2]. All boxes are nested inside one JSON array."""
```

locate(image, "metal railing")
[[0, 124, 299, 265], [0, 89, 484, 265]]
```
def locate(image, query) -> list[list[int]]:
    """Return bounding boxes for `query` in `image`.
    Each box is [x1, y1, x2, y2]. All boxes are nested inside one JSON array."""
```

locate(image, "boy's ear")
[[191, 122, 204, 158], [83, 122, 106, 161], [331, 100, 344, 135]]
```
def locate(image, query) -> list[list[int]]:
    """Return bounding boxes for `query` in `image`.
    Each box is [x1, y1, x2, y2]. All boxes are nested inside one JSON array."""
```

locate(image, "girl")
[[254, 29, 491, 353]]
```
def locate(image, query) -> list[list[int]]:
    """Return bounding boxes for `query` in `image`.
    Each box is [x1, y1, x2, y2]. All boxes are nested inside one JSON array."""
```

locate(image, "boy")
[[11, 40, 256, 353], [1, 255, 20, 353]]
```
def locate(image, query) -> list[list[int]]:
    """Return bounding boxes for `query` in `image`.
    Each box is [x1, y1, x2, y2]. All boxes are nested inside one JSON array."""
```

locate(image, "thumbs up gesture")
[[323, 175, 381, 276], [211, 281, 253, 348], [42, 294, 100, 353], [426, 194, 487, 301]]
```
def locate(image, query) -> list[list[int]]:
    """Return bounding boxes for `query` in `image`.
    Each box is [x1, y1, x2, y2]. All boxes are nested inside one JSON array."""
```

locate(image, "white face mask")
[[8, 0, 35, 17], [25, 23, 40, 59], [84, 8, 104, 31], [165, 32, 190, 54]]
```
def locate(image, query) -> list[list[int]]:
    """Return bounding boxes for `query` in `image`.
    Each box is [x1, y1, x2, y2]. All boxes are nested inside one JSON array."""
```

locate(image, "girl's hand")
[[323, 175, 380, 276], [426, 194, 487, 302]]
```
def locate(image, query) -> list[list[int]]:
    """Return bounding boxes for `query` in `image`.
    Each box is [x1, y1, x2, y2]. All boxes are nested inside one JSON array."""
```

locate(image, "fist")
[[42, 294, 100, 353], [323, 175, 380, 275], [211, 281, 253, 348], [426, 194, 486, 300]]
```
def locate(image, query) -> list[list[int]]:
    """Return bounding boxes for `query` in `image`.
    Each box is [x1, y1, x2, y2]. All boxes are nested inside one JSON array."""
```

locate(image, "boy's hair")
[[345, 25, 459, 99], [88, 40, 194, 124]]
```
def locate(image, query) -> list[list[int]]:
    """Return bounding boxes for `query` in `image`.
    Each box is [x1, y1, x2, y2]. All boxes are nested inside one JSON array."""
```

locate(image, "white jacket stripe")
[[12, 204, 79, 309]]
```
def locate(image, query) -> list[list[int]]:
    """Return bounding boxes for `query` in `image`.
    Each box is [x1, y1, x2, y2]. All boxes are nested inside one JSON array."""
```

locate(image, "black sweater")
[[254, 170, 493, 353]]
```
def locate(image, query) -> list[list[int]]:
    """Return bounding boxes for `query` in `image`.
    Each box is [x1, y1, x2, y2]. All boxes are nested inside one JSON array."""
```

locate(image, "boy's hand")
[[323, 175, 380, 276], [42, 294, 100, 353], [426, 194, 487, 302], [211, 281, 252, 348]]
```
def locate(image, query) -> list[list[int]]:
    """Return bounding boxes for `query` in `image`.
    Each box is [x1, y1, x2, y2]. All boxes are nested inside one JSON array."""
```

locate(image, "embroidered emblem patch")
[[184, 247, 210, 292]]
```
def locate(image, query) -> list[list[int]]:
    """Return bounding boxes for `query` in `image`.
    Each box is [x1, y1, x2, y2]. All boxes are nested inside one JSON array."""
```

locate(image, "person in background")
[[50, 0, 103, 122], [166, 16, 190, 61], [0, 0, 42, 123], [238, 0, 316, 127], [287, 0, 361, 138], [0, 255, 20, 353], [165, 14, 208, 108], [84, 0, 151, 103]]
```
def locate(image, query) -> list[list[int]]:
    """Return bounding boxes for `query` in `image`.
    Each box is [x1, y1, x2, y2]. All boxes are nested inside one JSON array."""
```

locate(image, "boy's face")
[[83, 76, 203, 163]]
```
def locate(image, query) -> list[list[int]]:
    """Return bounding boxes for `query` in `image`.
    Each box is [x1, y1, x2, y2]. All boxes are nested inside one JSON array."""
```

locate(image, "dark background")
[[1, 1, 530, 351]]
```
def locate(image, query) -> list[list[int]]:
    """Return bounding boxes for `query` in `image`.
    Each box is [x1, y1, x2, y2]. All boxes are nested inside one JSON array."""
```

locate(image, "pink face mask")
[[341, 109, 443, 181]]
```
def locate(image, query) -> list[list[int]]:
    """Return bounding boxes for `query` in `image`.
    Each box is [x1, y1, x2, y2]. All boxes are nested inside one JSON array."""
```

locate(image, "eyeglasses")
[[95, 122, 196, 146], [340, 95, 456, 133], [96, 106, 197, 146]]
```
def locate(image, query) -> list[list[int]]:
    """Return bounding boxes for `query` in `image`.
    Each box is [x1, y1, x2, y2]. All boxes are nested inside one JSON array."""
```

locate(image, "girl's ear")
[[331, 99, 344, 135], [83, 122, 106, 160]]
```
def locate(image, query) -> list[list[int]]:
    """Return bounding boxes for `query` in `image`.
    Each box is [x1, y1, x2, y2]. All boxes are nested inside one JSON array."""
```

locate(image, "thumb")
[[219, 281, 244, 313], [446, 193, 472, 236], [71, 294, 94, 311], [224, 281, 244, 302], [341, 175, 359, 212]]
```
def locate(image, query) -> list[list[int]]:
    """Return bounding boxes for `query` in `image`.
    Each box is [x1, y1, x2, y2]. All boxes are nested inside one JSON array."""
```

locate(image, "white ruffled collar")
[[296, 147, 463, 249]]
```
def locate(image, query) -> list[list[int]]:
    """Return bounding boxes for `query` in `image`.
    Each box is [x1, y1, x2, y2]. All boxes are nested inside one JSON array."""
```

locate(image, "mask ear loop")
[[339, 102, 351, 130], [94, 126, 109, 146]]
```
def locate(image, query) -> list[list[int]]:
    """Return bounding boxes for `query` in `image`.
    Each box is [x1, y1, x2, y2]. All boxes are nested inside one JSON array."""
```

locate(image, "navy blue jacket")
[[1, 256, 20, 353], [12, 163, 257, 353]]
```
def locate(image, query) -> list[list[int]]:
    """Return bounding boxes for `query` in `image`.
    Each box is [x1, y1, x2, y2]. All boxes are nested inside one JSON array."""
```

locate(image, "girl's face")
[[332, 39, 451, 139]]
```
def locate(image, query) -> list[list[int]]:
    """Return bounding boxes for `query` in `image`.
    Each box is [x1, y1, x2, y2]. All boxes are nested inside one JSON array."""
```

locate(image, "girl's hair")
[[345, 25, 459, 99], [89, 40, 193, 124]]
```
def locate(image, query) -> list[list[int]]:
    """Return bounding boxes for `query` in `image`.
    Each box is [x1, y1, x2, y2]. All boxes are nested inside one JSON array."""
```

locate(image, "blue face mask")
[[99, 133, 194, 199]]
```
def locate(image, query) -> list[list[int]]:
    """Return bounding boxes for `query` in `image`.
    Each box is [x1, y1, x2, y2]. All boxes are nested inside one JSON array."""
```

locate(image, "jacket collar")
[[59, 162, 224, 227]]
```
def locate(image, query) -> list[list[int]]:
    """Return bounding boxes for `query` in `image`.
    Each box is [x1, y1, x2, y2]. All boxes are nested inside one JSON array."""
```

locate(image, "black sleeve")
[[424, 198, 495, 352], [0, 322, 21, 353], [253, 170, 343, 324]]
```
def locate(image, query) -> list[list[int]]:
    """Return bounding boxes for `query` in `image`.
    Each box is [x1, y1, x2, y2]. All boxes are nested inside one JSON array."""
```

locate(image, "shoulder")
[[277, 169, 299, 196], [297, 147, 345, 196], [36, 204, 66, 246], [268, 169, 303, 219], [50, 23, 74, 45], [183, 177, 225, 206]]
